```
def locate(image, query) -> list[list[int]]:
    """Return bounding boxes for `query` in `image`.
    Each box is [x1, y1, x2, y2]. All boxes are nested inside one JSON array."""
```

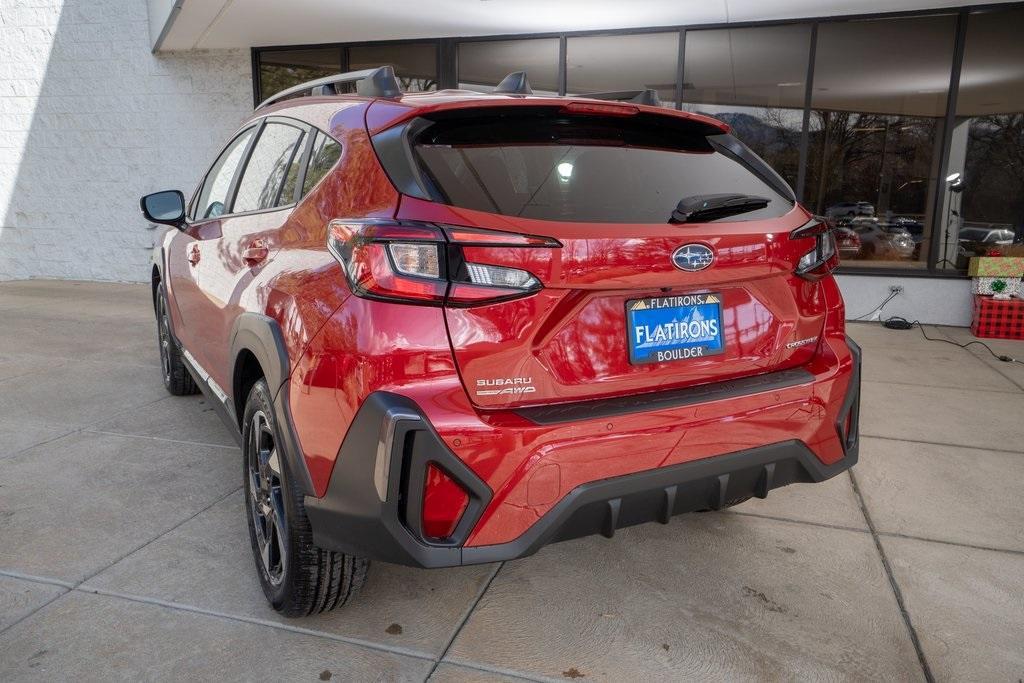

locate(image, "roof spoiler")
[[256, 65, 402, 109]]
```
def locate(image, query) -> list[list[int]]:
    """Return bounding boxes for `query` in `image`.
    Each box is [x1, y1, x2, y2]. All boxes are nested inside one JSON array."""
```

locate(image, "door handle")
[[187, 244, 200, 266], [242, 239, 269, 266]]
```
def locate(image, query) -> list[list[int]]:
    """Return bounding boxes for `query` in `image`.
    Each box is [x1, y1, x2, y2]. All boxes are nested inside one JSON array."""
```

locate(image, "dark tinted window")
[[412, 114, 791, 223], [234, 123, 306, 213], [348, 43, 438, 92], [302, 132, 342, 195], [943, 7, 1024, 267], [804, 14, 956, 268], [458, 38, 559, 94], [194, 127, 256, 220], [259, 48, 342, 101], [682, 24, 812, 189], [566, 33, 679, 106]]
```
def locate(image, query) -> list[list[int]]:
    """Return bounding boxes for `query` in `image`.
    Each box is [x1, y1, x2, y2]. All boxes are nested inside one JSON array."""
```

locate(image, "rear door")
[[193, 118, 312, 391], [393, 108, 826, 408], [169, 125, 257, 371]]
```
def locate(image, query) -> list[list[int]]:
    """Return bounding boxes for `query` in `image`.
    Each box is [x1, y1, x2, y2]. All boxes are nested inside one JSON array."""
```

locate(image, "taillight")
[[791, 218, 839, 281], [327, 220, 556, 306], [422, 463, 470, 540]]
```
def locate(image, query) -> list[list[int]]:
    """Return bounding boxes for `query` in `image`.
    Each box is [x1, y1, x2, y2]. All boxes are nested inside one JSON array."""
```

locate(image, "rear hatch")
[[376, 102, 828, 409]]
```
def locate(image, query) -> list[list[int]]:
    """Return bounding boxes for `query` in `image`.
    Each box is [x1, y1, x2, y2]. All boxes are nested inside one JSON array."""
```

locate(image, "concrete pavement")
[[1, 280, 1022, 681]]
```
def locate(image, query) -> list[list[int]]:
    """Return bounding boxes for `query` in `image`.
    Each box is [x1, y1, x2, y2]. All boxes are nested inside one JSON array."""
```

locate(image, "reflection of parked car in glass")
[[825, 201, 875, 219], [833, 226, 862, 259], [958, 226, 1015, 251], [849, 217, 914, 260], [957, 225, 1017, 267], [886, 217, 925, 259]]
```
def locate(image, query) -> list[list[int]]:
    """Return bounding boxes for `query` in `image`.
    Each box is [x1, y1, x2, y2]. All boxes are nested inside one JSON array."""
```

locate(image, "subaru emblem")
[[671, 244, 714, 272]]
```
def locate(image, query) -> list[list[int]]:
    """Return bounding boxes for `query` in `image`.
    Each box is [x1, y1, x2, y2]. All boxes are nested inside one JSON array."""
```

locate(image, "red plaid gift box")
[[971, 295, 1024, 340]]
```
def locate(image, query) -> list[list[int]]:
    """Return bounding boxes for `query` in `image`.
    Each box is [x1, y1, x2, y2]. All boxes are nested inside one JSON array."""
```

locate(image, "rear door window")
[[411, 113, 792, 224], [233, 122, 307, 213], [194, 127, 256, 221]]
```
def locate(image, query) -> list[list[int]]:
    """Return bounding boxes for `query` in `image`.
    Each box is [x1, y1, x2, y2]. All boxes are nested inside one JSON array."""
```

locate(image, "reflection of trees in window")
[[963, 114, 1024, 226], [260, 64, 336, 99], [708, 108, 802, 188], [805, 111, 936, 219]]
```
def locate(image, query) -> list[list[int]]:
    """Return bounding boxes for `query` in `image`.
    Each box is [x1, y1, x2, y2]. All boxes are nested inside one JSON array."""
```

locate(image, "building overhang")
[[148, 0, 1010, 52]]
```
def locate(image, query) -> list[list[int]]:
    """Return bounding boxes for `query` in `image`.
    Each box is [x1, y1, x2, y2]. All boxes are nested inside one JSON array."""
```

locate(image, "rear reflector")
[[422, 464, 470, 540]]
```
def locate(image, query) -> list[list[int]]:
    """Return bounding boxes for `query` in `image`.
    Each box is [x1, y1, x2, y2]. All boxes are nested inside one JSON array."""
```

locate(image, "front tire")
[[156, 284, 198, 396], [242, 379, 368, 616]]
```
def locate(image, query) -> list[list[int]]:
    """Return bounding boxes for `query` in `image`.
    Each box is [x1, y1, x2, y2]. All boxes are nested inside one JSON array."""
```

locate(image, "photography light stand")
[[937, 172, 964, 270]]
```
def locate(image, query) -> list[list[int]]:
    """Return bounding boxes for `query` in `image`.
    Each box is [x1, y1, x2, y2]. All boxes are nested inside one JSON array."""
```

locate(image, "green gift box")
[[968, 256, 1024, 278]]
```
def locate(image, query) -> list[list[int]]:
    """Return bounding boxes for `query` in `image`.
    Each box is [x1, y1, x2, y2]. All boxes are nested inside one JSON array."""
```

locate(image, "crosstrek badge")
[[626, 293, 725, 364]]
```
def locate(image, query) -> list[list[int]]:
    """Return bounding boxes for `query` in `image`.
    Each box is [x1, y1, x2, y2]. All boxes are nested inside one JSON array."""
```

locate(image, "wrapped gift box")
[[968, 256, 1024, 278], [971, 295, 1024, 340], [972, 277, 1023, 297]]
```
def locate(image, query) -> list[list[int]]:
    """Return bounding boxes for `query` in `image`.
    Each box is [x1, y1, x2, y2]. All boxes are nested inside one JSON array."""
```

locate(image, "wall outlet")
[[889, 285, 904, 295]]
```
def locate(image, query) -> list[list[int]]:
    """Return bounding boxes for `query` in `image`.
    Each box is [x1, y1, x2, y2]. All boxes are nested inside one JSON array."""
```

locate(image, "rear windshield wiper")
[[670, 193, 771, 224]]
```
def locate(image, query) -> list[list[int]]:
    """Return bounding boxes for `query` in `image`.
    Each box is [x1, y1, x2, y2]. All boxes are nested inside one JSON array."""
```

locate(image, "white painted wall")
[[0, 0, 252, 282], [837, 274, 973, 326]]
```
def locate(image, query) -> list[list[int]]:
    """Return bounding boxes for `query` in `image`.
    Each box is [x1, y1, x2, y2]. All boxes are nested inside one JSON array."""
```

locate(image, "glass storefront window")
[[566, 32, 679, 106], [458, 38, 560, 95], [348, 42, 438, 92], [681, 24, 812, 190], [258, 48, 342, 101], [804, 15, 957, 268], [939, 7, 1024, 270]]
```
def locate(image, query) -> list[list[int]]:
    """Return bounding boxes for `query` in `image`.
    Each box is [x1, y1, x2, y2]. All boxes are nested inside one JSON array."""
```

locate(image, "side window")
[[194, 127, 256, 221], [233, 123, 307, 213], [302, 132, 342, 196]]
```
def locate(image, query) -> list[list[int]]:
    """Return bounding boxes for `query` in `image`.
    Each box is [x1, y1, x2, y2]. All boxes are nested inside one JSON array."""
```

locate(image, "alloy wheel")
[[247, 410, 287, 585], [157, 297, 172, 384]]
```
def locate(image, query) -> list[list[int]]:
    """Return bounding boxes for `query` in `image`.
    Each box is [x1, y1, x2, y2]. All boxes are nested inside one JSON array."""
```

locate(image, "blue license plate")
[[626, 293, 725, 364]]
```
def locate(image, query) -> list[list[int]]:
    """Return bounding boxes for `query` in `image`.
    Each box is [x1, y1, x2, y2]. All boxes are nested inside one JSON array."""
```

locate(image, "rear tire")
[[156, 284, 198, 396], [242, 379, 369, 616]]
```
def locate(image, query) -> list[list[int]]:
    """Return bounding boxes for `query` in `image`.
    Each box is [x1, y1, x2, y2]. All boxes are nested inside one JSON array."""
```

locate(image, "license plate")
[[626, 293, 725, 364]]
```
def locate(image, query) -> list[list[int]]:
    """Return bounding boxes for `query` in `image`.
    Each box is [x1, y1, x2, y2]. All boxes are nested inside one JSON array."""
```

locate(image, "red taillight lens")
[[328, 221, 447, 303], [327, 220, 552, 305], [791, 218, 839, 281], [422, 463, 470, 540]]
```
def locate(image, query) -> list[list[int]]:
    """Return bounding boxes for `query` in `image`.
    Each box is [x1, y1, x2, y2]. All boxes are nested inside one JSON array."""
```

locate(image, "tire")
[[242, 379, 369, 616], [156, 283, 198, 396]]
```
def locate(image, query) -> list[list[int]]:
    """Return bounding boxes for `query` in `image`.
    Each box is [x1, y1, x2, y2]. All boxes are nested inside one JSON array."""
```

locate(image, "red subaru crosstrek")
[[142, 67, 860, 616]]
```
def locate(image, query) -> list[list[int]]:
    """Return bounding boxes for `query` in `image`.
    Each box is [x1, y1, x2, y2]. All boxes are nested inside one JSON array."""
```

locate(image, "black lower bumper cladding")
[[305, 337, 862, 568]]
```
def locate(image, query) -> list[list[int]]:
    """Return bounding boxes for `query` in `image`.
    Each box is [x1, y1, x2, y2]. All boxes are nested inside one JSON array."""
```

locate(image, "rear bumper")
[[305, 337, 861, 568]]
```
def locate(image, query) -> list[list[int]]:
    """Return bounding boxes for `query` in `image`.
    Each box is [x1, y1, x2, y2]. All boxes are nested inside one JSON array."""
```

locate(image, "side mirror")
[[141, 190, 186, 229]]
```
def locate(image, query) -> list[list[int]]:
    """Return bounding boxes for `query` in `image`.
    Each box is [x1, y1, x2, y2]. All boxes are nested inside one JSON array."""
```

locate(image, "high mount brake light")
[[791, 218, 839, 281], [326, 220, 554, 305], [561, 101, 639, 117]]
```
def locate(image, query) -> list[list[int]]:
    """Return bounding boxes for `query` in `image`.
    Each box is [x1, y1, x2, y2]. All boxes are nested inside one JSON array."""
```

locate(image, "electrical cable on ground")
[[880, 316, 1024, 365]]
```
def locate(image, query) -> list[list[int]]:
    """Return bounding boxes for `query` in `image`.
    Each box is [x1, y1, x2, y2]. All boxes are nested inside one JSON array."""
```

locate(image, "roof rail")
[[582, 89, 663, 107], [493, 71, 533, 95], [256, 65, 402, 109]]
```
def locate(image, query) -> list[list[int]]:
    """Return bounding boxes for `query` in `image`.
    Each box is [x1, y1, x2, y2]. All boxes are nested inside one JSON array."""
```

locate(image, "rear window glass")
[[302, 132, 342, 195], [411, 114, 792, 224]]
